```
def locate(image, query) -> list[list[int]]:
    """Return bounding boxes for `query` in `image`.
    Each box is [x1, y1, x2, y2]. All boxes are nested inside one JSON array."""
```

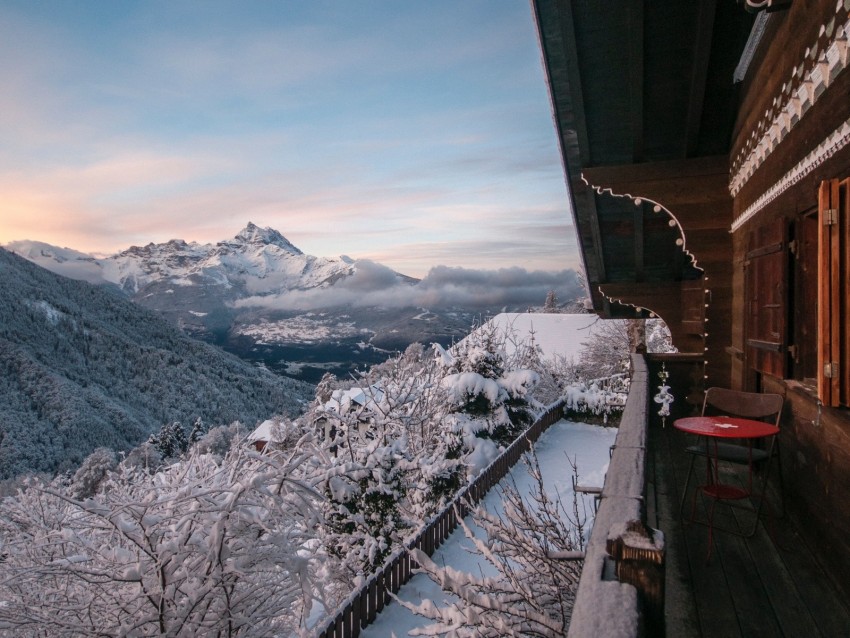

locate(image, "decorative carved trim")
[[731, 117, 850, 232], [581, 175, 703, 274], [729, 4, 849, 197]]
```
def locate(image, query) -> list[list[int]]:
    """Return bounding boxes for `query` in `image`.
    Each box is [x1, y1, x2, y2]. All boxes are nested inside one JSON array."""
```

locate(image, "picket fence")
[[314, 400, 567, 638]]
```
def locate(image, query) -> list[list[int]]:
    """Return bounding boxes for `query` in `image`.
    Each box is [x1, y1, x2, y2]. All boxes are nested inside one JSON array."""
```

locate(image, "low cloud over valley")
[[235, 260, 584, 311]]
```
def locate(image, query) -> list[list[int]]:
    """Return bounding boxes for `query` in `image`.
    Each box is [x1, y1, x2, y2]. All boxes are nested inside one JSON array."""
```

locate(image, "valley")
[[7, 223, 578, 382]]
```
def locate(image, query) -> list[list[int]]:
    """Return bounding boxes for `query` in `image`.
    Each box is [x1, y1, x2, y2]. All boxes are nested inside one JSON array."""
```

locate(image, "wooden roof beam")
[[537, 0, 591, 168], [684, 0, 717, 158], [634, 201, 645, 281], [628, 1, 645, 162]]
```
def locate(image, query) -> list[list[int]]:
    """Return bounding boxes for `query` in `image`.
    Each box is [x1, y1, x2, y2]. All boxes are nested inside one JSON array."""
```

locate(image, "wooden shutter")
[[818, 179, 850, 407], [745, 222, 788, 379]]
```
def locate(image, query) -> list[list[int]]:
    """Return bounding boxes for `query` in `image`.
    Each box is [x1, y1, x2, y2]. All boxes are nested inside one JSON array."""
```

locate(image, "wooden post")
[[606, 519, 666, 636]]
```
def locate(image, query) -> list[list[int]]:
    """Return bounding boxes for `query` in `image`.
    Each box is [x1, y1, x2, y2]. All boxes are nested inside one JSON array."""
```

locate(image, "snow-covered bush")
[[194, 421, 245, 457], [147, 420, 189, 460], [312, 349, 451, 584], [575, 317, 674, 381], [312, 323, 543, 596], [0, 442, 325, 637], [437, 321, 539, 449], [317, 434, 410, 582], [397, 450, 587, 637], [119, 440, 162, 474], [562, 374, 630, 423]]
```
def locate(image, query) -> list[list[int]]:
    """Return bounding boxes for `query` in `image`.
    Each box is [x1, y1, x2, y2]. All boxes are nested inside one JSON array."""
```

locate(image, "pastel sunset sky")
[[0, 0, 578, 278]]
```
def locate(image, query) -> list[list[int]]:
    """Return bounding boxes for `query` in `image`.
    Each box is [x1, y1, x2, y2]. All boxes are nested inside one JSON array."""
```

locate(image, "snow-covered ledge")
[[567, 355, 656, 638]]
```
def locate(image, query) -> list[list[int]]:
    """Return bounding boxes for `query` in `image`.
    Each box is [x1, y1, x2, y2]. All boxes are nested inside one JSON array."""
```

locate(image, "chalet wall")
[[728, 126, 850, 610], [731, 0, 842, 161], [762, 375, 850, 599], [728, 0, 850, 598]]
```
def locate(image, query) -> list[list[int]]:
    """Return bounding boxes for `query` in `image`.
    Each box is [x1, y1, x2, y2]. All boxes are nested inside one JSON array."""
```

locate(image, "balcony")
[[571, 355, 850, 636]]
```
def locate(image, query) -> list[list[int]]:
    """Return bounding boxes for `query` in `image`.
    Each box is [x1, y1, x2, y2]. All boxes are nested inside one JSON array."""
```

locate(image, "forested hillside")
[[0, 248, 314, 479]]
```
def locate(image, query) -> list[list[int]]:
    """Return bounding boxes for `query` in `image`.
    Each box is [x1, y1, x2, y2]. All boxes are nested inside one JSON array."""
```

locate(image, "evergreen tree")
[[69, 447, 117, 499], [188, 417, 205, 445], [148, 421, 189, 460]]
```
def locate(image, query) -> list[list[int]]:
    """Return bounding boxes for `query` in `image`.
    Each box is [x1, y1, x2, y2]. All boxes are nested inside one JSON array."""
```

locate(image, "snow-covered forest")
[[0, 308, 664, 636], [0, 305, 670, 636], [0, 248, 314, 479]]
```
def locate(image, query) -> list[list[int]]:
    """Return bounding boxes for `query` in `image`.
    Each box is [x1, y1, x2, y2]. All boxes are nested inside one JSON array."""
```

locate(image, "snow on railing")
[[313, 399, 567, 638], [566, 355, 663, 638]]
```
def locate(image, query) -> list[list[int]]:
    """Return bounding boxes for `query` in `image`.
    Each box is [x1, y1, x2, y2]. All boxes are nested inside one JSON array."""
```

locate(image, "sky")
[[0, 0, 578, 280]]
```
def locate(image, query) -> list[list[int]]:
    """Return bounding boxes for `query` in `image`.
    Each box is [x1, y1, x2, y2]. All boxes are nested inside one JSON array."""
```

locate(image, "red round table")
[[674, 416, 779, 440], [674, 416, 779, 558]]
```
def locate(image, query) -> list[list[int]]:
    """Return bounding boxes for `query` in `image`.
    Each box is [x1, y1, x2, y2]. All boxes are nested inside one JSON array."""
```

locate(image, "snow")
[[441, 372, 502, 406], [360, 419, 617, 637], [463, 438, 500, 477], [247, 419, 277, 443], [3, 240, 107, 284], [236, 315, 364, 345], [499, 369, 540, 397], [485, 313, 621, 363]]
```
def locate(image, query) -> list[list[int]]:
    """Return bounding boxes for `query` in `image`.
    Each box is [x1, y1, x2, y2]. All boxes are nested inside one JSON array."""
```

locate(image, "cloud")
[[235, 261, 583, 312]]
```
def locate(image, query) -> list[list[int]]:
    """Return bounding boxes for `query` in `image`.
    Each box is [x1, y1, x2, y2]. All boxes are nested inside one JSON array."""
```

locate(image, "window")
[[817, 179, 850, 408], [790, 210, 818, 386], [745, 221, 788, 380], [745, 178, 849, 408]]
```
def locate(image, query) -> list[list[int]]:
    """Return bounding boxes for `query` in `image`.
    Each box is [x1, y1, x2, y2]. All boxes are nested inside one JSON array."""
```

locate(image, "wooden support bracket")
[[606, 519, 666, 637]]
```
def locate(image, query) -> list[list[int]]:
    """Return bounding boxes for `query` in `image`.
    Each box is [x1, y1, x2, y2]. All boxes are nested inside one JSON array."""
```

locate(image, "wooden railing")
[[313, 400, 567, 638], [566, 354, 662, 638]]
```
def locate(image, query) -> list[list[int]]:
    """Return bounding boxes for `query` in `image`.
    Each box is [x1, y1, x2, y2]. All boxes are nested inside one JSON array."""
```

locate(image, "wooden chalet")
[[532, 0, 850, 635]]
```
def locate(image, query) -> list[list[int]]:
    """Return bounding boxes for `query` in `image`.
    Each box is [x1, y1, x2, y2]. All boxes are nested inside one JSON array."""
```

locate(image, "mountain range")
[[6, 224, 478, 382], [0, 247, 314, 479]]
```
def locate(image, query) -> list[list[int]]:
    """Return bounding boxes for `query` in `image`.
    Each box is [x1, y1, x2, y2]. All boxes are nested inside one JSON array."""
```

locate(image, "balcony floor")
[[647, 422, 850, 637]]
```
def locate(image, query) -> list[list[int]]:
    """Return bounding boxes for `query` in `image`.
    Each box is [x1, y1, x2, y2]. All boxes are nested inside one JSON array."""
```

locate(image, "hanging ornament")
[[654, 363, 674, 427]]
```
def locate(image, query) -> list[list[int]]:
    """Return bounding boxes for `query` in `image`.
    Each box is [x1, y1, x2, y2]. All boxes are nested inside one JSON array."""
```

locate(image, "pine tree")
[[69, 447, 117, 499], [148, 421, 189, 460], [188, 417, 205, 445]]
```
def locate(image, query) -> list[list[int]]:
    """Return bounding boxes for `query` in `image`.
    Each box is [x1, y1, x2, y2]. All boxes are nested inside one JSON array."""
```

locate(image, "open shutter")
[[745, 222, 788, 379], [818, 179, 850, 407]]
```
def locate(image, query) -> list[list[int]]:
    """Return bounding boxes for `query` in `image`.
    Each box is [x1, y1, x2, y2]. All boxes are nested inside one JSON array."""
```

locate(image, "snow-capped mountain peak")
[[226, 222, 302, 255], [5, 224, 378, 296]]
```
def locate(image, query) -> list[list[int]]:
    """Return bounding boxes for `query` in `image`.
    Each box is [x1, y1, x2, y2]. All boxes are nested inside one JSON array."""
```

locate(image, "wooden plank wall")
[[728, 0, 850, 601], [762, 376, 850, 601]]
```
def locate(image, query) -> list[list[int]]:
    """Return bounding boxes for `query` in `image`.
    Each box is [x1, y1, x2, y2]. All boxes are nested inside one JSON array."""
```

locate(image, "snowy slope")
[[482, 312, 621, 362], [4, 240, 109, 285], [357, 419, 617, 637], [0, 247, 314, 479]]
